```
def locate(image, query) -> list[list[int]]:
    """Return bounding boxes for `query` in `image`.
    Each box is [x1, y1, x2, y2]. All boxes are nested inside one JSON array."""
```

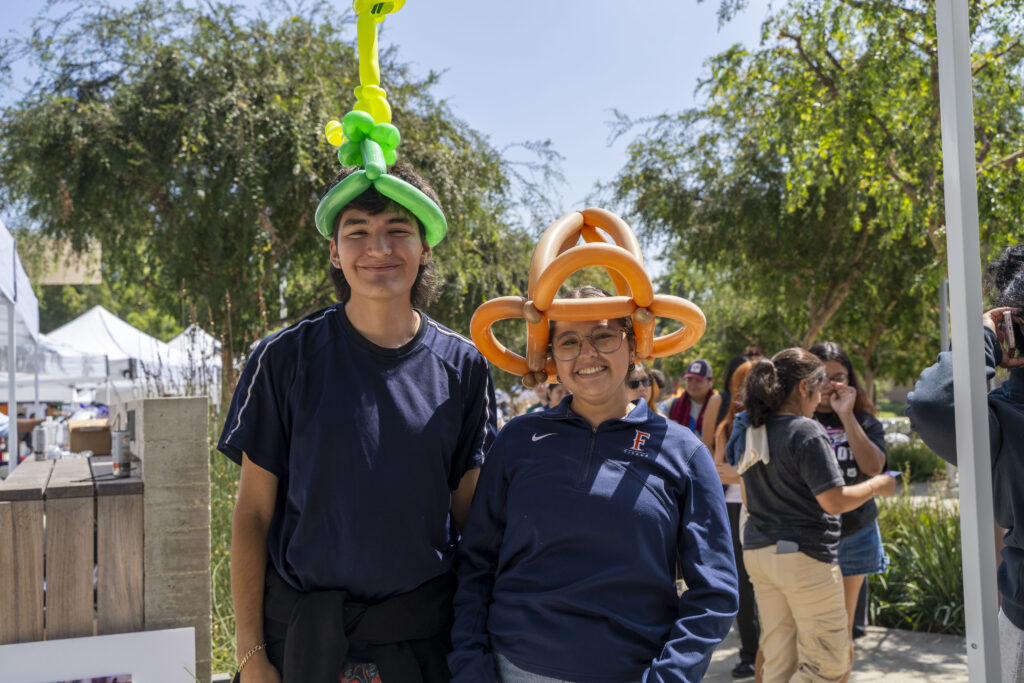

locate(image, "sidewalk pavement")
[[705, 625, 968, 682]]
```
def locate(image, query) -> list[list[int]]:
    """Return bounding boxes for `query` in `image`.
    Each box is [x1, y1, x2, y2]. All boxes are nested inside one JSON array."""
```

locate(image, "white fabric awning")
[[0, 220, 40, 347]]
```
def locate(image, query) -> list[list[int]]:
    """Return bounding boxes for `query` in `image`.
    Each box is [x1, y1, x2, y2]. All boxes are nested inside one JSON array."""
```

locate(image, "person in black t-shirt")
[[221, 164, 497, 683], [810, 342, 888, 649], [738, 349, 897, 683]]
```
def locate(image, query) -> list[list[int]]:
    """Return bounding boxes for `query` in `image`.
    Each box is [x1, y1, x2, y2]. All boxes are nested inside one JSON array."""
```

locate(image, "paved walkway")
[[705, 625, 968, 681]]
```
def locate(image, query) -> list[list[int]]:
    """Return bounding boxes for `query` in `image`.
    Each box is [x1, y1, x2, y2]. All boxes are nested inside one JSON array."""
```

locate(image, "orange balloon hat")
[[470, 208, 706, 387]]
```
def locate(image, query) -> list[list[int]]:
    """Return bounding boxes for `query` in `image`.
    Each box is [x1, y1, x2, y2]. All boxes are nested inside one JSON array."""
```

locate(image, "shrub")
[[869, 492, 964, 635], [887, 439, 948, 482]]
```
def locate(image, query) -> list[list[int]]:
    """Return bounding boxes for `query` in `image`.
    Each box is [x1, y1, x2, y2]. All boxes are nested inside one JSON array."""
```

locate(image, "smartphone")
[[1004, 310, 1017, 351], [884, 470, 902, 478], [776, 540, 800, 554]]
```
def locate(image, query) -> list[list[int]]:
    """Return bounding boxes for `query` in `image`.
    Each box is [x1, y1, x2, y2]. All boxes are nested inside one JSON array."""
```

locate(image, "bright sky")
[[4, 0, 772, 225]]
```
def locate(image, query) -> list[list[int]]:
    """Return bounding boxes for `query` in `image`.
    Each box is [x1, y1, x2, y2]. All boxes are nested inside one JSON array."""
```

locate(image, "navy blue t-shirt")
[[218, 304, 497, 601]]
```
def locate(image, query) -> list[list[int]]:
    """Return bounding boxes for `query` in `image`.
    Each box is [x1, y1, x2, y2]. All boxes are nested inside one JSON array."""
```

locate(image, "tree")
[[1, 0, 556, 392], [611, 0, 1024, 394]]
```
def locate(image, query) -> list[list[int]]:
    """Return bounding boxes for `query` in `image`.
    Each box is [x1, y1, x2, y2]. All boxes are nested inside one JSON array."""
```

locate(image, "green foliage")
[[210, 444, 238, 673], [1, 0, 555, 368], [611, 0, 1024, 390], [887, 439, 948, 482], [870, 492, 964, 635]]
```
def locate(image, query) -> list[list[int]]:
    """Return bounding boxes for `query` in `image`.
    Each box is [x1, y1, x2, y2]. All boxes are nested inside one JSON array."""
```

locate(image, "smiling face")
[[551, 319, 634, 422], [329, 206, 429, 305], [684, 375, 713, 403]]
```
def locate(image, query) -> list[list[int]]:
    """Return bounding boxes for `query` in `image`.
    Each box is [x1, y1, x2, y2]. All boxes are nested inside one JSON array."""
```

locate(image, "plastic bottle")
[[44, 416, 56, 447]]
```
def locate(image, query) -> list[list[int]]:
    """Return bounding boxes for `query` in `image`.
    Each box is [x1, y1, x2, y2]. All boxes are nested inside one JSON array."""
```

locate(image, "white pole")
[[6, 299, 16, 477], [34, 339, 40, 417], [935, 0, 1001, 678]]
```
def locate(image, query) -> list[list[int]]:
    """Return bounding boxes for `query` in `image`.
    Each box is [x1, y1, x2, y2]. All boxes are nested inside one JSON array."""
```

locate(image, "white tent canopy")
[[47, 305, 189, 383], [0, 337, 109, 404], [46, 306, 218, 402], [2, 218, 40, 470], [169, 324, 221, 362], [168, 323, 222, 404], [0, 220, 40, 349]]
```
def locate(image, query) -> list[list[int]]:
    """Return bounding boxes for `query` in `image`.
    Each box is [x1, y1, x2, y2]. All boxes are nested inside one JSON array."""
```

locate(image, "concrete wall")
[[116, 396, 211, 683]]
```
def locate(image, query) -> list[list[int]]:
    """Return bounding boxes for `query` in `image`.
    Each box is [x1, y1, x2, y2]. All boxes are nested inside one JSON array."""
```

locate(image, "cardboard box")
[[69, 418, 111, 455]]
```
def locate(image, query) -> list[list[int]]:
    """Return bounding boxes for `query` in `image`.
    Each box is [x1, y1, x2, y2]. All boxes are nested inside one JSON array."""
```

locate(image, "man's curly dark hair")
[[987, 244, 1024, 339]]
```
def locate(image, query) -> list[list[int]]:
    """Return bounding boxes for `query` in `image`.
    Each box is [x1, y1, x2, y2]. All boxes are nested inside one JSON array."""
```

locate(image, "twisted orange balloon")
[[471, 208, 706, 387]]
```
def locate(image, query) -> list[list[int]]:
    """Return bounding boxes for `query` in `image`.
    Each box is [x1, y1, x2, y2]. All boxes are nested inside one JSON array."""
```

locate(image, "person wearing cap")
[[220, 162, 498, 683], [668, 359, 717, 439]]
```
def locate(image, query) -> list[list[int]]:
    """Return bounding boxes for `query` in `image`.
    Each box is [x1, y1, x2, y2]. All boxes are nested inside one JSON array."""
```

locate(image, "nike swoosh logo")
[[532, 433, 557, 442]]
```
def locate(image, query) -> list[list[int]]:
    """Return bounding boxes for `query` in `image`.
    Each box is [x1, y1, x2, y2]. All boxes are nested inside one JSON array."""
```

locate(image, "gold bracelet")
[[238, 642, 266, 672], [868, 479, 877, 495]]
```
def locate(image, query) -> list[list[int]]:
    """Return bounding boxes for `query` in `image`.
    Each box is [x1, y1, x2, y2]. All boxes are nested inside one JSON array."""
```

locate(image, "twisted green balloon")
[[315, 112, 447, 247]]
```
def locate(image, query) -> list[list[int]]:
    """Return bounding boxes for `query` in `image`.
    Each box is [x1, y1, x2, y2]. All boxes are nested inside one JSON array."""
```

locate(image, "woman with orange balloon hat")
[[452, 285, 736, 682], [454, 199, 736, 682]]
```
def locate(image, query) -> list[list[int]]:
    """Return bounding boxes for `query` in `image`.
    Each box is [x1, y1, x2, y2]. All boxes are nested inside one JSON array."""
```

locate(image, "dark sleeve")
[[725, 411, 748, 466], [906, 327, 1003, 466], [448, 430, 509, 682], [216, 337, 291, 478], [797, 424, 846, 495], [646, 444, 739, 682], [449, 352, 498, 490]]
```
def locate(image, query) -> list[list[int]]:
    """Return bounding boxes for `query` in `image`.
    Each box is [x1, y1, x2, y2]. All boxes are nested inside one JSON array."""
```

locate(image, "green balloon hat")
[[314, 0, 447, 247]]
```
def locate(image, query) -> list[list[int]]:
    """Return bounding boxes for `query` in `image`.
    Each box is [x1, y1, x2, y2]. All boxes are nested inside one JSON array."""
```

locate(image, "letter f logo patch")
[[631, 430, 651, 452]]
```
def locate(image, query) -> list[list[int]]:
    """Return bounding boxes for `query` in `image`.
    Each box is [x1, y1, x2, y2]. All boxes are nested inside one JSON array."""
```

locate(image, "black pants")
[[729, 501, 759, 663]]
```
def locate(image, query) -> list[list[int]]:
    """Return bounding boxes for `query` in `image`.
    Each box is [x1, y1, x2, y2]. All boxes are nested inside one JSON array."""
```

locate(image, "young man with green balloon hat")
[[219, 112, 497, 683]]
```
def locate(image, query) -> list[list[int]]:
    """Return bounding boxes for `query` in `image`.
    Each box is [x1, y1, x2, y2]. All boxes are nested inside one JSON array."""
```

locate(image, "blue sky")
[[4, 0, 772, 222]]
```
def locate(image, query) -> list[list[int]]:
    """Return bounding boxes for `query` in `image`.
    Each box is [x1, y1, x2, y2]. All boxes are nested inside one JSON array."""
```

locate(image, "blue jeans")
[[497, 654, 572, 683], [496, 653, 644, 683], [837, 519, 889, 577]]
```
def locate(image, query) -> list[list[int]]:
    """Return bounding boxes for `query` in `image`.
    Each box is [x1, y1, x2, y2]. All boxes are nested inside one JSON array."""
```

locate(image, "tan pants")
[[744, 546, 851, 683]]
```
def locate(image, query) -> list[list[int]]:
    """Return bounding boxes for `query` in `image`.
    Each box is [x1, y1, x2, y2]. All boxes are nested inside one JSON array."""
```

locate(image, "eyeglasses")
[[552, 327, 626, 361], [826, 373, 850, 385], [627, 377, 653, 389]]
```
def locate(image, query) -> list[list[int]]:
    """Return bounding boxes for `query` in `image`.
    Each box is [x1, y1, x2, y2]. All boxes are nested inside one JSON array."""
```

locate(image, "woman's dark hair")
[[988, 244, 1024, 342], [744, 348, 826, 427], [744, 345, 766, 360], [324, 163, 442, 308], [631, 364, 651, 380], [808, 341, 875, 415], [550, 285, 636, 372]]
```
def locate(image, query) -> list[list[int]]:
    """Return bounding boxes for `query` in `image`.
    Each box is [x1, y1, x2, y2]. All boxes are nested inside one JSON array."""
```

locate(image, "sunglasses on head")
[[627, 377, 653, 389]]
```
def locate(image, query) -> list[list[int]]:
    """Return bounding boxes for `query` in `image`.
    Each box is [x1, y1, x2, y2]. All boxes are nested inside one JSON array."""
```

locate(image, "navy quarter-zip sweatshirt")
[[449, 398, 738, 683], [907, 327, 1024, 631]]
